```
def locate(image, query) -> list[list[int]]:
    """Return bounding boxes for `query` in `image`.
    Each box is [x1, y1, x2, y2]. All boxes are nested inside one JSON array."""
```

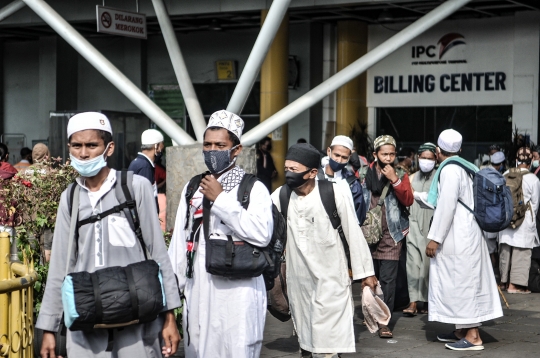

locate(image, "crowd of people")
[[29, 109, 539, 358]]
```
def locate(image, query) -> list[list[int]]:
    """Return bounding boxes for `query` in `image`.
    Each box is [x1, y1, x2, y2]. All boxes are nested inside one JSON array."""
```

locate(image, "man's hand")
[[161, 311, 181, 358], [361, 275, 378, 291], [426, 240, 440, 258], [200, 175, 223, 202], [381, 165, 399, 183], [40, 331, 59, 358]]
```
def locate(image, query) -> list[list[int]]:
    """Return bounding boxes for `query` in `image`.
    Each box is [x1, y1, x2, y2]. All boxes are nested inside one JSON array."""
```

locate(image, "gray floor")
[[175, 285, 540, 358]]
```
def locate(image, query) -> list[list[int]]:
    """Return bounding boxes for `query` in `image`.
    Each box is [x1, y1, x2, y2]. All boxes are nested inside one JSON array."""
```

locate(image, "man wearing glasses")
[[359, 135, 414, 339]]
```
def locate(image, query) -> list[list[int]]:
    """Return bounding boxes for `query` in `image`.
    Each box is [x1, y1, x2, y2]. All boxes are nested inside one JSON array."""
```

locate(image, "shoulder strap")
[[318, 180, 351, 268], [446, 160, 476, 177], [279, 185, 293, 219], [378, 182, 391, 206], [184, 173, 205, 229], [117, 170, 148, 260], [68, 182, 77, 214], [316, 168, 326, 181], [237, 174, 258, 210], [345, 174, 358, 187], [65, 184, 80, 276]]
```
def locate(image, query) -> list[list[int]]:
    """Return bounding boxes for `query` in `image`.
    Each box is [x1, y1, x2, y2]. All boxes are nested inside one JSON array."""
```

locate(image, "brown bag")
[[267, 260, 290, 322], [504, 168, 534, 229]]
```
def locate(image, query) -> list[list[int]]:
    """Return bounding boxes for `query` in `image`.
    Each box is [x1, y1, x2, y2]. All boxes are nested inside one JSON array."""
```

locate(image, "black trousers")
[[373, 259, 399, 314]]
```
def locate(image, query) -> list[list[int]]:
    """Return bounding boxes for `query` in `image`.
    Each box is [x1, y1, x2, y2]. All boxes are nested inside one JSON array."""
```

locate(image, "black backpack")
[[184, 173, 287, 290], [278, 180, 352, 270]]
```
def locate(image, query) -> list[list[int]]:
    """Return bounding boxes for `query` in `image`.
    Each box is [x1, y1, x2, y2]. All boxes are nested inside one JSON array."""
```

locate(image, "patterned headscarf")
[[418, 142, 437, 155], [374, 135, 396, 150], [516, 147, 532, 164]]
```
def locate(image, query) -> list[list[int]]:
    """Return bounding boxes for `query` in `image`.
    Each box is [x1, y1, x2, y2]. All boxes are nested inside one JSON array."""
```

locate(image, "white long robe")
[[168, 172, 273, 358], [426, 164, 503, 324], [271, 182, 374, 353], [499, 169, 540, 249]]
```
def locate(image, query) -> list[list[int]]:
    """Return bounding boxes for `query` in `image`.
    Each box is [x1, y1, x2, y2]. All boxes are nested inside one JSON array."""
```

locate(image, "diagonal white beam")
[[23, 0, 196, 146], [242, 0, 473, 146], [226, 0, 291, 115], [151, 0, 207, 143], [0, 0, 25, 22]]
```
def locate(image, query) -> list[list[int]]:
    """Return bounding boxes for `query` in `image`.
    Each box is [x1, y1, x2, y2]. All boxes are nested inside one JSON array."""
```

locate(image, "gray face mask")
[[203, 146, 238, 174]]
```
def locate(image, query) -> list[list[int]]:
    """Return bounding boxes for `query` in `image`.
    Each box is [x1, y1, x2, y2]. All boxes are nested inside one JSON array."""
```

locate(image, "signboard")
[[96, 6, 147, 39], [215, 60, 237, 80], [367, 17, 514, 107], [148, 84, 186, 129]]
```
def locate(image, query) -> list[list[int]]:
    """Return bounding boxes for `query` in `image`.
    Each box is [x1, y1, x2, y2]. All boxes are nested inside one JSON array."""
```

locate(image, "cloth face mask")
[[203, 146, 238, 174], [70, 143, 110, 177], [329, 155, 348, 172], [285, 169, 311, 188], [418, 158, 436, 173]]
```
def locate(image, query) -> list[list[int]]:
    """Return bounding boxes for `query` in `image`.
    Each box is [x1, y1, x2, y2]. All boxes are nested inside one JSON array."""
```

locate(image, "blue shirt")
[[128, 153, 155, 185]]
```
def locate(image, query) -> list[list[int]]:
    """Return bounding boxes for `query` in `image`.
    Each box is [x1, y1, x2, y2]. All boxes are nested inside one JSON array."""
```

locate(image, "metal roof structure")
[[0, 0, 538, 41]]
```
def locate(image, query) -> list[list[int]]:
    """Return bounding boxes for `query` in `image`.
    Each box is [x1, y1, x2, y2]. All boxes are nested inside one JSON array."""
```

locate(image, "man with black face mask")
[[319, 135, 367, 224], [359, 135, 414, 339], [168, 110, 273, 358], [272, 143, 377, 358]]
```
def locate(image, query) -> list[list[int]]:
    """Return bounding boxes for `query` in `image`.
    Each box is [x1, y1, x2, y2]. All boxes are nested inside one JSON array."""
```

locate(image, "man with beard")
[[360, 135, 414, 338]]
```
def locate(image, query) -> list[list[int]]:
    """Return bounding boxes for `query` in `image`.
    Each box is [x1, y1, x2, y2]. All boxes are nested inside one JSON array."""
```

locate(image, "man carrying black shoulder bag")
[[36, 112, 181, 358]]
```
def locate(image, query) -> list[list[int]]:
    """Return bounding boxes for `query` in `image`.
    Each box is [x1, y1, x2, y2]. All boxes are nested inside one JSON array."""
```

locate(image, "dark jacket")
[[128, 154, 155, 185]]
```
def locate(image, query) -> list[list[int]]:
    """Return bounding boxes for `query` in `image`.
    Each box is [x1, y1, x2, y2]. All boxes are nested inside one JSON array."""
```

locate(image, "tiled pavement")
[[175, 285, 540, 357]]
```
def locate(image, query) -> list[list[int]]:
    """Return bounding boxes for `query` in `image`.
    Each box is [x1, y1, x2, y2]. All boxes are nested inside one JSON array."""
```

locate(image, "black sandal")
[[378, 326, 393, 339]]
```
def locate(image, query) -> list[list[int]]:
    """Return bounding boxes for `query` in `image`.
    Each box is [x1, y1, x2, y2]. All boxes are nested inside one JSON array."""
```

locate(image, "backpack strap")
[[278, 185, 293, 219], [184, 173, 206, 230], [237, 174, 258, 210], [317, 180, 351, 269], [65, 184, 80, 276], [316, 168, 326, 181], [68, 182, 78, 214], [345, 174, 359, 187]]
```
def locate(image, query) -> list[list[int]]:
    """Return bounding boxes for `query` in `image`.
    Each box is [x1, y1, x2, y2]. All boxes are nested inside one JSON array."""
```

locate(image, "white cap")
[[67, 112, 112, 138], [141, 129, 164, 145], [490, 151, 505, 165], [207, 110, 244, 140], [330, 135, 354, 151], [437, 129, 462, 153]]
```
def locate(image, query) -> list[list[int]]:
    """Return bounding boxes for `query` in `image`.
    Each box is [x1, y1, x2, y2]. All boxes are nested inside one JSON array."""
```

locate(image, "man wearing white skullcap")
[[37, 112, 181, 358], [318, 135, 367, 224], [128, 128, 165, 198], [168, 110, 273, 358], [419, 128, 502, 351]]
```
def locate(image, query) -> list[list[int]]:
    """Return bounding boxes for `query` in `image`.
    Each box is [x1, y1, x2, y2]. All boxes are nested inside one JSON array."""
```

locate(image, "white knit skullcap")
[[141, 129, 164, 145], [437, 129, 462, 153], [67, 112, 112, 138], [330, 135, 354, 151]]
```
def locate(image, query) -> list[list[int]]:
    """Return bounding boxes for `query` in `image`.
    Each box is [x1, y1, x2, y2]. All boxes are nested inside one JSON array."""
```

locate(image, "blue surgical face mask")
[[329, 157, 347, 172], [532, 160, 539, 168], [203, 145, 238, 174], [70, 144, 110, 177]]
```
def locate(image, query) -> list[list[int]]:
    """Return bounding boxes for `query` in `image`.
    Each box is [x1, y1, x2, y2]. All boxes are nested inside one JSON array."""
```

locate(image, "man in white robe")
[[499, 147, 540, 294], [422, 129, 503, 351], [271, 143, 377, 358], [168, 110, 273, 358]]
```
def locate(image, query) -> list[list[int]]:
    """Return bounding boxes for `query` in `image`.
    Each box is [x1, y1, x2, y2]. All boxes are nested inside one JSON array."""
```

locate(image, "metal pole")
[[0, 0, 25, 22], [226, 0, 291, 115], [242, 0, 472, 146], [23, 0, 196, 146], [151, 0, 207, 142]]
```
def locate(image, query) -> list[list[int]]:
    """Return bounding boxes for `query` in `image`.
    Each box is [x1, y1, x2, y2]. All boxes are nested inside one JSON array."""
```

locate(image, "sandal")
[[419, 309, 428, 314], [508, 289, 531, 294], [378, 326, 393, 339], [403, 307, 417, 317]]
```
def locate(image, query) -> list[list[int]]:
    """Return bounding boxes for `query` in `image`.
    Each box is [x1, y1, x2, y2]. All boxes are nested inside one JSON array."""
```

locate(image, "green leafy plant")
[[1, 158, 78, 312]]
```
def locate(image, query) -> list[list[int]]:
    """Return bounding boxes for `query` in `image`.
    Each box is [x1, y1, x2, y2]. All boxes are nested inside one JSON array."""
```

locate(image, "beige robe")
[[271, 182, 374, 353]]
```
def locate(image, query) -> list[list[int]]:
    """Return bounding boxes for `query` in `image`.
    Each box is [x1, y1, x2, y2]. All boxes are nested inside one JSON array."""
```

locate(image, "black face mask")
[[285, 169, 311, 188]]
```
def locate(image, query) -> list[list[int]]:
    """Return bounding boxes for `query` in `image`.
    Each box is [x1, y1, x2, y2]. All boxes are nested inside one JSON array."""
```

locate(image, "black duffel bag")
[[63, 260, 164, 331]]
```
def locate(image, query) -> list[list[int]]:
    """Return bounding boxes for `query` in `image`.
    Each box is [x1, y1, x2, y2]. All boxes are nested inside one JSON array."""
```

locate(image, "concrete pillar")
[[165, 145, 256, 231], [260, 10, 288, 191], [336, 20, 368, 137]]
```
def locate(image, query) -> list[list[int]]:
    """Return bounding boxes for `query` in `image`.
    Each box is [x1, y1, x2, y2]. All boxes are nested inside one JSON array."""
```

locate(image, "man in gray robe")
[[36, 112, 181, 358]]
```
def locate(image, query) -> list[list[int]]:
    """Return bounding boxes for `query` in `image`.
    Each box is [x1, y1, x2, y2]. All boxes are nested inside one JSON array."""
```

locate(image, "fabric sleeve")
[[427, 167, 460, 244], [35, 190, 71, 332], [335, 185, 375, 280], [168, 184, 189, 291], [270, 187, 282, 211], [350, 179, 367, 224], [133, 176, 181, 310], [392, 173, 414, 207], [212, 181, 273, 247]]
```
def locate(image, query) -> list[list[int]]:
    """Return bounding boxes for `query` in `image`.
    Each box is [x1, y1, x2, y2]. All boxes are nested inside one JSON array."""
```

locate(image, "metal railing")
[[0, 230, 37, 358]]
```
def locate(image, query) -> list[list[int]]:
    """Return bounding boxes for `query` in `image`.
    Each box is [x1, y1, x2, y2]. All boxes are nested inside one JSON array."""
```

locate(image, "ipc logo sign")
[[412, 33, 466, 59]]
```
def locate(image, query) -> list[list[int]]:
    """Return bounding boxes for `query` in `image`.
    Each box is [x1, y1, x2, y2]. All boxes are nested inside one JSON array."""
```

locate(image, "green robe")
[[407, 170, 435, 302]]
